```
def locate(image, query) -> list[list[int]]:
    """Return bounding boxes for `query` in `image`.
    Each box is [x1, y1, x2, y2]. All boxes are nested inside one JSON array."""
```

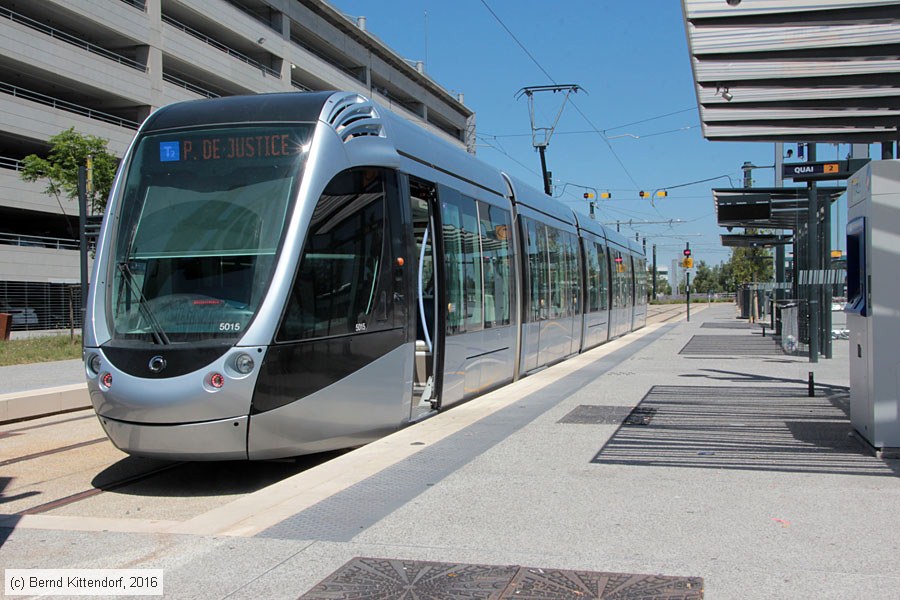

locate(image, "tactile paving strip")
[[679, 334, 785, 356], [700, 321, 752, 329], [299, 557, 704, 599], [257, 325, 675, 541], [592, 385, 891, 476]]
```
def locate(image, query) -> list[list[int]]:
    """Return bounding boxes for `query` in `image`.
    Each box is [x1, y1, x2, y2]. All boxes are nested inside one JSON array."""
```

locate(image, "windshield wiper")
[[117, 261, 170, 345]]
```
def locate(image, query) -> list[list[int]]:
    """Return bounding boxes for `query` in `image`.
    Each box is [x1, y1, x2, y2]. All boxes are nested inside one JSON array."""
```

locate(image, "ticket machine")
[[846, 160, 900, 456]]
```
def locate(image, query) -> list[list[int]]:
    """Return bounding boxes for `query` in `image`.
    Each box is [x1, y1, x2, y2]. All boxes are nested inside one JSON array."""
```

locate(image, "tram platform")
[[3, 303, 899, 599]]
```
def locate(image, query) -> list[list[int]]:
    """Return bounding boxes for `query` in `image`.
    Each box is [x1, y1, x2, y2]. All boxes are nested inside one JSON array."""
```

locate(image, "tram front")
[[84, 95, 318, 460]]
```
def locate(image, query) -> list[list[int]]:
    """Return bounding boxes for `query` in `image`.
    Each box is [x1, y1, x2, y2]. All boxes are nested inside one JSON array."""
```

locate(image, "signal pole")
[[683, 242, 692, 322]]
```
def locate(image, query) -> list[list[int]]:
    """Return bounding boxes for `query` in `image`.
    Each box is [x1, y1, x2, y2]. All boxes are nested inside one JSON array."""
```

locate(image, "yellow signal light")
[[601, 192, 612, 199], [656, 190, 667, 197]]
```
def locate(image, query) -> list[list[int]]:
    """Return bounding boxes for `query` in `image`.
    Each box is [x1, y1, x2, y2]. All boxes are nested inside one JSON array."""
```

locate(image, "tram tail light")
[[209, 372, 225, 389], [100, 372, 113, 388]]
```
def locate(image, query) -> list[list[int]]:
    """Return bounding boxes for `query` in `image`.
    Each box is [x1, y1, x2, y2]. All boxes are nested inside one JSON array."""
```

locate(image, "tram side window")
[[612, 250, 625, 308], [479, 202, 512, 328], [636, 258, 648, 304], [277, 168, 387, 341], [546, 227, 564, 319], [627, 255, 635, 305], [586, 241, 600, 313], [523, 218, 546, 322], [564, 232, 580, 317], [597, 243, 610, 311], [442, 192, 483, 334], [545, 228, 578, 318]]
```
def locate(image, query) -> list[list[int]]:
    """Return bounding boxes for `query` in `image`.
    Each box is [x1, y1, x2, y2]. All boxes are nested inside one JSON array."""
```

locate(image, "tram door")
[[408, 177, 443, 418]]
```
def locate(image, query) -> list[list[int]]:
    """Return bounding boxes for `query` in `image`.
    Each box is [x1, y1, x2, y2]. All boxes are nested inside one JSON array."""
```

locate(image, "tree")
[[691, 260, 718, 294], [727, 239, 774, 285], [716, 260, 736, 292], [20, 127, 119, 214], [655, 272, 672, 296]]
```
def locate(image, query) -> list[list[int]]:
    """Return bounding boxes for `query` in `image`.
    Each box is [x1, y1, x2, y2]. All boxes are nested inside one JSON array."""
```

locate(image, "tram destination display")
[[157, 130, 305, 164]]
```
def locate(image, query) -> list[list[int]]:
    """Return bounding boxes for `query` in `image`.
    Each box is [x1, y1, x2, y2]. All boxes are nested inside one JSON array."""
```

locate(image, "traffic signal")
[[683, 247, 692, 257], [656, 190, 667, 198], [601, 192, 612, 199], [583, 192, 594, 199], [639, 190, 648, 198], [683, 257, 693, 269]]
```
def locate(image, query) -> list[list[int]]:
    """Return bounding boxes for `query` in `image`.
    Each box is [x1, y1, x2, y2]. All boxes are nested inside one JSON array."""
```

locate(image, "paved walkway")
[[3, 305, 898, 600], [0, 359, 84, 395]]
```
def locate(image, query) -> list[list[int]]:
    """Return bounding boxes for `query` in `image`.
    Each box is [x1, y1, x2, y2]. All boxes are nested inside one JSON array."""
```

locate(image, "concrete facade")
[[0, 0, 474, 318]]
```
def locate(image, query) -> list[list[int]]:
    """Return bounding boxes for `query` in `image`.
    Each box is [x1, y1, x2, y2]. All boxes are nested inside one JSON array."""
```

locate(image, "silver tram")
[[84, 91, 648, 460]]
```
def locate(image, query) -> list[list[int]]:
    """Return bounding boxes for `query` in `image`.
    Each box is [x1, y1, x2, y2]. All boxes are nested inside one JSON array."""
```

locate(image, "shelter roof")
[[713, 186, 845, 229], [682, 0, 900, 142]]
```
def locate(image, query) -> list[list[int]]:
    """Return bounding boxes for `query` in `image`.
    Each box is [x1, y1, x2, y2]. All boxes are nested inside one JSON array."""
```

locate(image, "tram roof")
[[506, 175, 578, 226], [143, 92, 336, 131], [682, 0, 900, 143]]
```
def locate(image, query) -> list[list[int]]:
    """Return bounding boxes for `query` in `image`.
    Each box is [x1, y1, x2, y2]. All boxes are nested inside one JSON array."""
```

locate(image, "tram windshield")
[[110, 124, 312, 343]]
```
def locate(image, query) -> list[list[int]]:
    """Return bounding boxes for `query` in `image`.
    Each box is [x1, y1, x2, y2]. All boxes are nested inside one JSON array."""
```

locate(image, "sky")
[[328, 0, 797, 270]]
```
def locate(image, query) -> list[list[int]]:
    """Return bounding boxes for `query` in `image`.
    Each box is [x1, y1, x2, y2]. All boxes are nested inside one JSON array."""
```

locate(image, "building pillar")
[[139, 0, 163, 114], [823, 184, 832, 359], [807, 144, 819, 363]]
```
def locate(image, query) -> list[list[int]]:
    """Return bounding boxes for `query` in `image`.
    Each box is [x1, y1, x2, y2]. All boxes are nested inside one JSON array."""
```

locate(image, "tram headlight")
[[87, 353, 102, 375], [234, 353, 255, 375]]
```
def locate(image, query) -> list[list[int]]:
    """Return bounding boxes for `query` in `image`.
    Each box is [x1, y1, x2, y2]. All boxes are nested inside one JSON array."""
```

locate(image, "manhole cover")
[[624, 406, 656, 426], [558, 405, 635, 425], [701, 322, 751, 329], [300, 557, 704, 599]]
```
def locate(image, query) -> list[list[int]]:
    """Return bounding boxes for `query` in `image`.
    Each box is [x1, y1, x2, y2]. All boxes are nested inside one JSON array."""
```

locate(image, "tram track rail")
[[15, 462, 185, 516], [0, 437, 108, 468], [647, 303, 689, 324]]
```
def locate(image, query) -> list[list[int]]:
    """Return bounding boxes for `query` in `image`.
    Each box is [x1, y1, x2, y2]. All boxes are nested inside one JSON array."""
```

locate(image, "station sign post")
[[683, 245, 692, 322], [782, 158, 869, 182]]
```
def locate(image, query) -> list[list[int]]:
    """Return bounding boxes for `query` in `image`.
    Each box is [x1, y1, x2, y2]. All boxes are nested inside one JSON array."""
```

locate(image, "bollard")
[[762, 326, 766, 338], [808, 371, 814, 397]]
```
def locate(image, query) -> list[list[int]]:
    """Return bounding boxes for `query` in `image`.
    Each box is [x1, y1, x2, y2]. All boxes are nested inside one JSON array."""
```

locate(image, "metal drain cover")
[[558, 405, 656, 426], [558, 405, 635, 424], [300, 557, 703, 599], [624, 406, 656, 426]]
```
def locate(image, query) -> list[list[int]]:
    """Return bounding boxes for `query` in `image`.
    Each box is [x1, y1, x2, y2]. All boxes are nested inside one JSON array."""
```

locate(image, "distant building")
[[669, 260, 685, 292], [0, 0, 473, 329]]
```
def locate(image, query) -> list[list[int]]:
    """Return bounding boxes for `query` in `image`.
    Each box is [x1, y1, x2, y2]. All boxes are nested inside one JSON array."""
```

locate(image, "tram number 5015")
[[219, 322, 242, 332]]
